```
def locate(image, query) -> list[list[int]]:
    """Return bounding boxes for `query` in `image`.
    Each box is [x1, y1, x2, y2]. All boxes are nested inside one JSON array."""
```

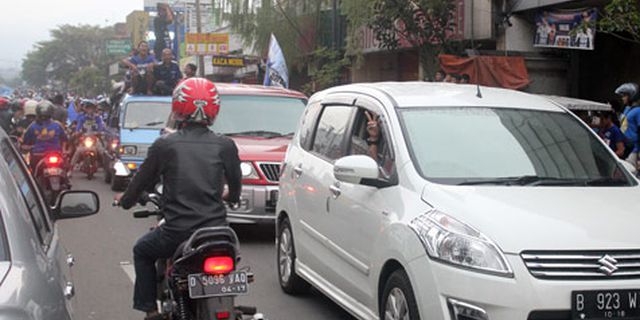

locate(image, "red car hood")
[[231, 136, 290, 162]]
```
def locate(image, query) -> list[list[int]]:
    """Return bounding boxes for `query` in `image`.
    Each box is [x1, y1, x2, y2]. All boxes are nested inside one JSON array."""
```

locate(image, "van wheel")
[[381, 270, 420, 320], [277, 218, 310, 294]]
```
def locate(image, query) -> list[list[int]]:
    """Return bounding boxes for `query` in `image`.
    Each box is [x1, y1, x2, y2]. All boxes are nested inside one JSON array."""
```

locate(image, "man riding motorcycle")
[[115, 78, 242, 319], [70, 99, 107, 171], [21, 101, 68, 172]]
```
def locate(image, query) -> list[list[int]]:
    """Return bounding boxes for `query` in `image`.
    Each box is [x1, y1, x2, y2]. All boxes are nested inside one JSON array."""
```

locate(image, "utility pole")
[[332, 0, 338, 50], [195, 0, 205, 77]]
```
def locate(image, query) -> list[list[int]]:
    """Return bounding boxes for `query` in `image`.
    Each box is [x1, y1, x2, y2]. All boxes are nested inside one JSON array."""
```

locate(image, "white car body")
[[276, 82, 640, 320]]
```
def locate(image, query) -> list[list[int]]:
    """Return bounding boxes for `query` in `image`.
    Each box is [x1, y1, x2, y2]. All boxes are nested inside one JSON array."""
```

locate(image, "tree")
[[21, 24, 115, 89], [598, 0, 640, 45], [367, 0, 456, 78], [69, 67, 109, 97]]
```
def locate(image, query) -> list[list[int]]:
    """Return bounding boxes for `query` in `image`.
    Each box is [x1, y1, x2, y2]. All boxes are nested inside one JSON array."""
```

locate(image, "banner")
[[185, 33, 229, 56], [534, 8, 597, 50], [106, 39, 132, 56], [264, 34, 289, 88], [212, 56, 245, 67]]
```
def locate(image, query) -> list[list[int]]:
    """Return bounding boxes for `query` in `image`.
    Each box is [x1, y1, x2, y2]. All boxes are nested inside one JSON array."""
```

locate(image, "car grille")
[[522, 250, 640, 280], [258, 163, 281, 182]]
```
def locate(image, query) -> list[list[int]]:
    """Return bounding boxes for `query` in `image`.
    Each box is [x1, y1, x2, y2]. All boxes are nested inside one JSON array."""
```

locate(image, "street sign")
[[212, 56, 245, 67], [106, 39, 132, 56], [185, 33, 229, 56]]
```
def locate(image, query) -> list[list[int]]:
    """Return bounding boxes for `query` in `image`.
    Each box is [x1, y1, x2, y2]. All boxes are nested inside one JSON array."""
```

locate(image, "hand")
[[365, 111, 380, 142], [222, 190, 230, 202], [113, 193, 123, 206]]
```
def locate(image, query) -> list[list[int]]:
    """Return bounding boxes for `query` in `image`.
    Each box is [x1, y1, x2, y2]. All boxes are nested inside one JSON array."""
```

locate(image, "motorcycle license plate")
[[572, 290, 640, 319], [44, 167, 63, 176], [188, 271, 248, 299]]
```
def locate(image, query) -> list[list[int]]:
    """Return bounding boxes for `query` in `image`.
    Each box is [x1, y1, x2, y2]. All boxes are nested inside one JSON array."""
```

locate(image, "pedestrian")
[[153, 48, 182, 96], [183, 63, 197, 79], [616, 82, 640, 166], [433, 70, 445, 82], [460, 74, 471, 84], [596, 111, 627, 158]]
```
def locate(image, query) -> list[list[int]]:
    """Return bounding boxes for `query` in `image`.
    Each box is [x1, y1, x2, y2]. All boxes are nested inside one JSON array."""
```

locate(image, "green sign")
[[106, 39, 132, 56]]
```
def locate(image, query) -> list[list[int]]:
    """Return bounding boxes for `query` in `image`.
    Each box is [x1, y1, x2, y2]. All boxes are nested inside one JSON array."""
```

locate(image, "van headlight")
[[240, 162, 259, 179], [409, 210, 513, 277]]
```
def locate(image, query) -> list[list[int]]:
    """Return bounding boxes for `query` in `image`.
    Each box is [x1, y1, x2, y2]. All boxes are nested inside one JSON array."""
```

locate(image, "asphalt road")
[[58, 172, 355, 320]]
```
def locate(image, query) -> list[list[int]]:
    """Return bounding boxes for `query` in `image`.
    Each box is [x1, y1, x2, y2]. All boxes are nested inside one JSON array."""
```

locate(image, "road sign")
[[212, 56, 245, 67], [185, 33, 229, 56], [106, 39, 133, 56]]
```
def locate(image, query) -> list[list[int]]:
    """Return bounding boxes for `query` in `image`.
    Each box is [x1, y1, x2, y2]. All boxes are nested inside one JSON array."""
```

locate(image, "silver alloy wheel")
[[385, 288, 410, 320], [278, 226, 293, 283]]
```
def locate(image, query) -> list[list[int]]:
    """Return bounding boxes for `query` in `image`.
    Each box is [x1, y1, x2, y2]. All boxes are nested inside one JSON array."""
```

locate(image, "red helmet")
[[0, 97, 9, 110], [172, 78, 220, 123]]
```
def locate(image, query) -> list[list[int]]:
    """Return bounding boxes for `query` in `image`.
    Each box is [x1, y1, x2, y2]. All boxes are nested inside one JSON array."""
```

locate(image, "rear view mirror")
[[54, 191, 100, 220], [334, 155, 380, 185]]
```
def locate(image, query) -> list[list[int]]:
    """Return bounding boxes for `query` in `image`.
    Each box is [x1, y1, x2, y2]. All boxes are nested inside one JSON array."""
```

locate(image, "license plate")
[[187, 271, 248, 299], [44, 168, 63, 176], [572, 290, 640, 319]]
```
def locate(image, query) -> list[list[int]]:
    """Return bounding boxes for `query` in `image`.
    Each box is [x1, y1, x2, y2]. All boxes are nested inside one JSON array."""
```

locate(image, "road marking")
[[121, 263, 136, 283]]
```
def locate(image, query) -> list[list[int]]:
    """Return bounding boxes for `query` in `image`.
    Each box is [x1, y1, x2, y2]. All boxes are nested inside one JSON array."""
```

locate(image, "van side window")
[[298, 102, 322, 151], [0, 141, 51, 247], [311, 106, 354, 161]]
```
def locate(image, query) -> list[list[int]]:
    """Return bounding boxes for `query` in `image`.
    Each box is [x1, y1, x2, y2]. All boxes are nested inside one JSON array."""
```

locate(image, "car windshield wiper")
[[458, 175, 575, 186], [224, 130, 284, 138]]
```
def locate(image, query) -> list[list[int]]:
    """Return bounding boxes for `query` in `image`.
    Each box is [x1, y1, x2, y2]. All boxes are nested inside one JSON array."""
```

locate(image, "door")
[[1, 139, 74, 319], [291, 103, 355, 283], [325, 98, 399, 307]]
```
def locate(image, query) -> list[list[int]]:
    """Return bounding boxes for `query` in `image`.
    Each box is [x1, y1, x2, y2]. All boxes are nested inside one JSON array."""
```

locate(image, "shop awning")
[[438, 54, 530, 90]]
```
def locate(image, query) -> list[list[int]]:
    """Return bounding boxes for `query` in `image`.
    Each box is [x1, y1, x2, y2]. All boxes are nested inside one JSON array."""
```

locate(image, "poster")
[[534, 8, 598, 50], [185, 33, 229, 56]]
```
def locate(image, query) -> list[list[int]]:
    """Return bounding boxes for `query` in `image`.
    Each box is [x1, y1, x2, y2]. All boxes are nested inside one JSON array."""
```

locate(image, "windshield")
[[124, 102, 172, 129], [400, 107, 635, 186], [211, 95, 306, 137]]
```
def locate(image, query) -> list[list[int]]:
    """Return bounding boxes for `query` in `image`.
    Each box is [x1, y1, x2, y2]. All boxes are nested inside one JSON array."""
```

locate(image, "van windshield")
[[211, 95, 306, 138], [399, 107, 635, 186], [124, 102, 172, 129]]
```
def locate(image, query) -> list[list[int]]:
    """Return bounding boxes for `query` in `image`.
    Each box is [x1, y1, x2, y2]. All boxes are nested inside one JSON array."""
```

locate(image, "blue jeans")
[[133, 227, 190, 312]]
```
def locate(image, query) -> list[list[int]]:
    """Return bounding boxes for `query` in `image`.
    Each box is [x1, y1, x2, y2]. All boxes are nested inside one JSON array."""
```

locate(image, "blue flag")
[[263, 34, 289, 88], [67, 101, 78, 125]]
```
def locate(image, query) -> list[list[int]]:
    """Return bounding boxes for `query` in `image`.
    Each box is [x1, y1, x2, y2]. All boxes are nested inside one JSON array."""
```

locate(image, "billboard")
[[534, 8, 598, 50], [185, 33, 229, 56]]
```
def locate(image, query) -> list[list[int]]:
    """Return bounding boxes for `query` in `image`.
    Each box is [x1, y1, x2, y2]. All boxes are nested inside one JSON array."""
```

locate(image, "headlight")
[[83, 138, 95, 148], [409, 210, 513, 277], [240, 162, 259, 179], [120, 145, 137, 155]]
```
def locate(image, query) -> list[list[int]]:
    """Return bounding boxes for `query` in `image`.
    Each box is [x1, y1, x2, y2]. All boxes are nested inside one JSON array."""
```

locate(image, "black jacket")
[[121, 124, 242, 233]]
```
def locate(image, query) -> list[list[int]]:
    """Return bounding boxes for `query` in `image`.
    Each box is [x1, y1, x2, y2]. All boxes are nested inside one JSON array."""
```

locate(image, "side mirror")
[[334, 155, 380, 186], [620, 160, 638, 175], [53, 191, 100, 220]]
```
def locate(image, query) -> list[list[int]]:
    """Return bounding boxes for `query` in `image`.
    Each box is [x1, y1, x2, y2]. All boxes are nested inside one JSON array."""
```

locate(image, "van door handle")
[[293, 165, 303, 178], [329, 183, 341, 199]]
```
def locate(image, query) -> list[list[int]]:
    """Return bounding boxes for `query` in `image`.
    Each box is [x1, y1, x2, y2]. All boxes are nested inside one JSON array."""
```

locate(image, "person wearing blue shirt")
[[153, 48, 183, 95], [597, 111, 626, 158], [22, 101, 67, 171], [70, 99, 107, 172], [123, 41, 157, 95], [616, 82, 640, 167]]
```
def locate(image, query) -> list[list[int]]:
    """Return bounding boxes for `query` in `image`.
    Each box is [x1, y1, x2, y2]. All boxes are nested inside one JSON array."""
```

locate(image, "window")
[[299, 101, 322, 151], [349, 108, 394, 176], [311, 106, 354, 161], [124, 102, 172, 129], [1, 140, 51, 245]]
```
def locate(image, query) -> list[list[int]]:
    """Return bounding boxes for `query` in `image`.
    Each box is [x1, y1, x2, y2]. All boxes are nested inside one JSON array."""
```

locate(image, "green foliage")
[[598, 0, 640, 44], [368, 0, 456, 76], [301, 46, 349, 95], [340, 0, 375, 66], [69, 67, 110, 97], [21, 24, 115, 89]]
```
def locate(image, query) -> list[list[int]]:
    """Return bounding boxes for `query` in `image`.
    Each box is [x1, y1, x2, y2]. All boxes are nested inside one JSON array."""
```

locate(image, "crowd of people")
[[431, 69, 471, 84]]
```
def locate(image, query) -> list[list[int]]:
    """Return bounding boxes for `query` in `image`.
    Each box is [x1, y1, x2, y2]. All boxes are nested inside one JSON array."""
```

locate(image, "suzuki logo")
[[598, 255, 619, 276]]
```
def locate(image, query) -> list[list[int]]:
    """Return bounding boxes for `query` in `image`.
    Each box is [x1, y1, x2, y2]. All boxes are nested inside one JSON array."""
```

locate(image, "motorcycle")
[[119, 193, 265, 320], [34, 152, 70, 205], [78, 134, 100, 180]]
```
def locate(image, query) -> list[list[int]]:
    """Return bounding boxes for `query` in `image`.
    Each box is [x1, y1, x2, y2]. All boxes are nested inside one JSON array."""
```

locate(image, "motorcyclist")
[[21, 101, 68, 172], [114, 78, 242, 319], [15, 100, 38, 136], [70, 99, 107, 172], [616, 82, 640, 167]]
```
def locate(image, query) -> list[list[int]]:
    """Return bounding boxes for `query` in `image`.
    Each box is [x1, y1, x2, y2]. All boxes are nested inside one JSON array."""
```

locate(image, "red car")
[[168, 83, 307, 223]]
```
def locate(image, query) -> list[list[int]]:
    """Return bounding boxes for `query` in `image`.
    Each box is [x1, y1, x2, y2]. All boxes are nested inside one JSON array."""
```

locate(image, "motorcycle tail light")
[[203, 256, 234, 275], [84, 138, 95, 148], [216, 311, 231, 319], [46, 155, 61, 166], [110, 140, 119, 150]]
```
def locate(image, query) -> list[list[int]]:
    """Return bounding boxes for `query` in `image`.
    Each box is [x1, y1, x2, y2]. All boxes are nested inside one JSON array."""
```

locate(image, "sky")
[[0, 0, 142, 74]]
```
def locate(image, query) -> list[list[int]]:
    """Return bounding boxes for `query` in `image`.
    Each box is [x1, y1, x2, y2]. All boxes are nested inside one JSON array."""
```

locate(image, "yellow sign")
[[185, 33, 229, 56], [212, 56, 245, 67], [126, 11, 150, 48]]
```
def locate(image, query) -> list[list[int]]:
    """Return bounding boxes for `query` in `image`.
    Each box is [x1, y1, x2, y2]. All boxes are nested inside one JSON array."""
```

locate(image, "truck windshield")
[[124, 102, 172, 129], [400, 107, 635, 186], [212, 95, 307, 138]]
